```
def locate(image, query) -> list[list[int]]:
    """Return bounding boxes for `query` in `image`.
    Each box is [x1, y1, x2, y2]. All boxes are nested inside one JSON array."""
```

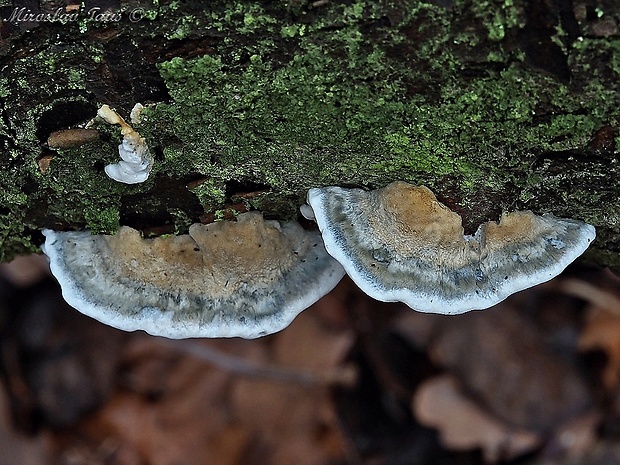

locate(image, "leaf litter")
[[1, 256, 620, 464]]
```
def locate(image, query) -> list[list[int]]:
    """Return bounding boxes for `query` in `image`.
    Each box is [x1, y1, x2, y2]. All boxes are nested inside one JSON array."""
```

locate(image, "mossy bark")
[[0, 0, 619, 268]]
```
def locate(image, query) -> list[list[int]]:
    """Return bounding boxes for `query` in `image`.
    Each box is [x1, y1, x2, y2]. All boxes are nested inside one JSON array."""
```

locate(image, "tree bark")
[[0, 0, 619, 269]]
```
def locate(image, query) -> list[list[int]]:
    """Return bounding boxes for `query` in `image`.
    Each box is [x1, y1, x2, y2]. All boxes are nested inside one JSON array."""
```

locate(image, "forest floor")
[[1, 255, 620, 465]]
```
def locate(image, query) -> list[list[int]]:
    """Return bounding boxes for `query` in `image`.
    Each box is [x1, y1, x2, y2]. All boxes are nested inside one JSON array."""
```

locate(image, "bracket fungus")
[[41, 212, 345, 338], [305, 181, 596, 314], [98, 104, 153, 184]]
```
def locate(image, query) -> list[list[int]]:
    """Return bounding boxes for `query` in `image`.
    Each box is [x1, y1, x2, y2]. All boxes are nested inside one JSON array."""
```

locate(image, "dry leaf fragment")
[[425, 307, 592, 431], [37, 155, 54, 174], [47, 128, 99, 149], [231, 310, 352, 465], [0, 254, 49, 287], [413, 375, 541, 463], [579, 306, 620, 390]]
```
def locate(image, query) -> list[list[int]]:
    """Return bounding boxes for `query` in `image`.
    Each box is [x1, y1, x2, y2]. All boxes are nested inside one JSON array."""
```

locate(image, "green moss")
[[152, 43, 618, 203], [140, 0, 161, 20], [0, 78, 8, 98], [0, 176, 28, 208], [138, 0, 619, 224], [465, 0, 525, 41], [161, 1, 278, 40], [378, 128, 478, 181], [169, 208, 194, 234], [84, 205, 120, 234], [280, 24, 305, 38], [1, 44, 103, 163], [39, 138, 149, 232], [572, 37, 620, 77], [213, 209, 227, 221], [41, 44, 103, 80], [165, 14, 199, 40], [1, 0, 620, 265], [189, 179, 227, 211], [0, 213, 39, 263]]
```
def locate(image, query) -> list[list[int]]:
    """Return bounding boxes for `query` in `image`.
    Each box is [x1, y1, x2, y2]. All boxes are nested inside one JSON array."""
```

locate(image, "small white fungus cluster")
[[98, 104, 153, 184]]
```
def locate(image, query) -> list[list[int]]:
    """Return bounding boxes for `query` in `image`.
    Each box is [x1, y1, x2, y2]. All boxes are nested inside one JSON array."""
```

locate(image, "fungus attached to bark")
[[42, 212, 345, 338], [98, 104, 153, 184], [305, 181, 596, 314]]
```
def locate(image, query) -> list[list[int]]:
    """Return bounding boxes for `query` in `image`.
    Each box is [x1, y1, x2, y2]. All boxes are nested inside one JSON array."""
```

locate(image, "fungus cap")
[[42, 212, 345, 338], [306, 181, 596, 314]]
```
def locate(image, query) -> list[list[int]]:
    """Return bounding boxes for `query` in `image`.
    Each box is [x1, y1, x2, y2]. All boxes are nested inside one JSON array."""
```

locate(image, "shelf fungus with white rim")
[[305, 181, 596, 314], [41, 212, 345, 339]]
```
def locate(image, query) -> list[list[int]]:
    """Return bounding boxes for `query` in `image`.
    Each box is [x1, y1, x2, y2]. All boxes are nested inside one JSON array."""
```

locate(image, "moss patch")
[[1, 0, 619, 264], [147, 3, 619, 215]]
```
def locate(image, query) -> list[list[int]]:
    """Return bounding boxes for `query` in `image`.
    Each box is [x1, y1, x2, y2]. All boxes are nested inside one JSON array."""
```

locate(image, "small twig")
[[157, 338, 357, 388], [555, 278, 620, 315]]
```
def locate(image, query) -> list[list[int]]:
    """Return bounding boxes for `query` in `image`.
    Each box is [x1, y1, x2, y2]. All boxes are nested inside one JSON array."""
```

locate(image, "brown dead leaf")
[[37, 155, 54, 174], [47, 129, 99, 149], [208, 424, 252, 465], [76, 335, 255, 465], [54, 438, 144, 465], [85, 369, 242, 465], [76, 306, 352, 465], [309, 278, 355, 330], [413, 374, 541, 463], [555, 275, 620, 317], [0, 382, 50, 465], [273, 303, 355, 371], [425, 305, 591, 431], [391, 308, 444, 349], [231, 309, 353, 465], [579, 306, 620, 390], [547, 412, 601, 459], [0, 254, 49, 288]]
